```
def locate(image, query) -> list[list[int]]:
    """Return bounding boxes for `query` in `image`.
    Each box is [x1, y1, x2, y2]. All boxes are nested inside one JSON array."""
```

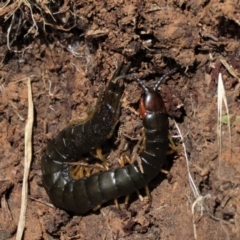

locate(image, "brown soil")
[[0, 0, 240, 239]]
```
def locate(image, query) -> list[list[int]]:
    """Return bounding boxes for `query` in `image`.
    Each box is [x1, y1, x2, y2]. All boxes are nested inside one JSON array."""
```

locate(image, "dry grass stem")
[[16, 78, 34, 240], [217, 72, 231, 178]]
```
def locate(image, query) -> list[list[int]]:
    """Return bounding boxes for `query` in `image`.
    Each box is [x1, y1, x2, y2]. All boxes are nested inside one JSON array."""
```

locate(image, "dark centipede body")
[[41, 64, 175, 214]]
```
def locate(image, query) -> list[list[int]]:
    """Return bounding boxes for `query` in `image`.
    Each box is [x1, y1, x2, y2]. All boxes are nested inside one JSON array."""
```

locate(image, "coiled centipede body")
[[41, 63, 176, 214]]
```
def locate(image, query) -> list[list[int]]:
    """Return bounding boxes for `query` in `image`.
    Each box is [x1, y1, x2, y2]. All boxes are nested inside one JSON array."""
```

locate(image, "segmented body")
[[41, 65, 175, 214]]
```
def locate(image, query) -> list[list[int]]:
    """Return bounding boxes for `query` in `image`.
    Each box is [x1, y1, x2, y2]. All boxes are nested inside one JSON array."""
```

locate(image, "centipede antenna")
[[127, 74, 149, 93], [153, 68, 177, 91], [115, 74, 149, 93]]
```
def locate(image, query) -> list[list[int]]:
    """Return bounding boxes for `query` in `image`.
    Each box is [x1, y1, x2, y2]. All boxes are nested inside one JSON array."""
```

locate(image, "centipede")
[[41, 63, 176, 214]]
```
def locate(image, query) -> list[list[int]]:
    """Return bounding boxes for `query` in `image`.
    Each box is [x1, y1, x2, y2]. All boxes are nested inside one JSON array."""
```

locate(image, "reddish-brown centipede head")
[[125, 69, 177, 118], [139, 89, 166, 118]]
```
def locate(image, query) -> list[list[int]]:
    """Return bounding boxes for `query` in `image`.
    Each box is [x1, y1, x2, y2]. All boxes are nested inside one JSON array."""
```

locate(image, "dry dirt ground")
[[0, 0, 240, 239]]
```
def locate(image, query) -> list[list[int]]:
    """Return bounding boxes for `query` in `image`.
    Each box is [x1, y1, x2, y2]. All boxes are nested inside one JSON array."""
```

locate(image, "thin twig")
[[16, 78, 34, 240]]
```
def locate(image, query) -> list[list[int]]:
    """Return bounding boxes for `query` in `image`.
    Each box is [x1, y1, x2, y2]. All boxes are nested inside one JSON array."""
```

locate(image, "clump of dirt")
[[0, 0, 240, 239]]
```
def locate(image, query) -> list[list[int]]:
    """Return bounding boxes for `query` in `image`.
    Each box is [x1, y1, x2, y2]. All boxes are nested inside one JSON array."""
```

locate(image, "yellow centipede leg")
[[92, 147, 109, 170], [124, 195, 130, 208], [145, 186, 151, 200], [114, 198, 120, 211], [92, 204, 101, 211], [168, 134, 178, 154], [160, 168, 172, 180]]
